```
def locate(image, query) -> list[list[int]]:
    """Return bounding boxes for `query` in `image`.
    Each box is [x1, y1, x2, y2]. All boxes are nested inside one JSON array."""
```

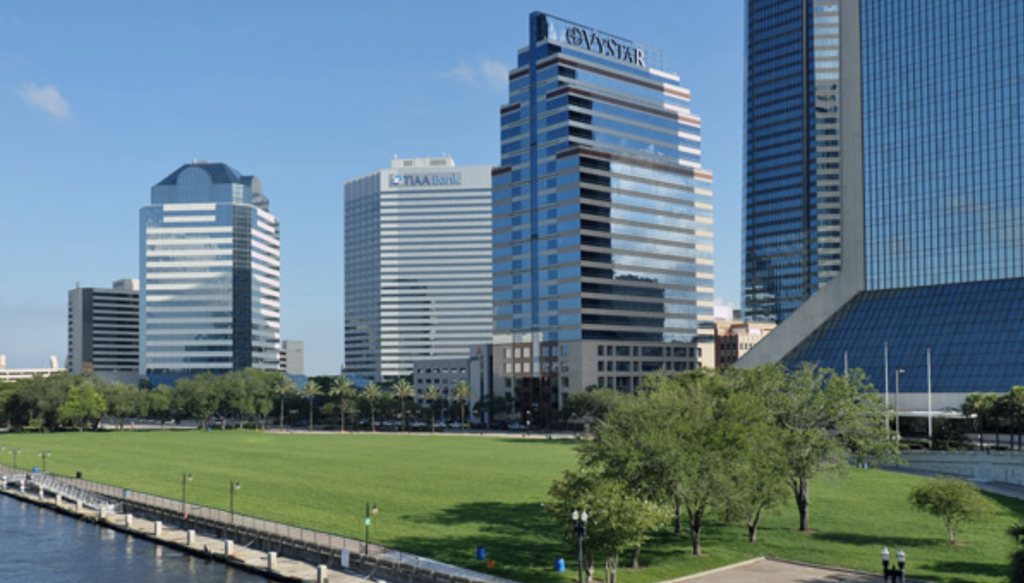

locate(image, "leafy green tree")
[[770, 363, 897, 532], [173, 374, 218, 429], [329, 376, 356, 432], [424, 385, 440, 433], [391, 378, 414, 432], [97, 382, 135, 430], [273, 375, 296, 429], [452, 380, 471, 432], [909, 476, 990, 544], [303, 379, 322, 430], [581, 370, 766, 555], [57, 380, 107, 431], [146, 385, 173, 429], [363, 382, 383, 432], [1009, 521, 1024, 583], [563, 388, 629, 428], [549, 469, 667, 581]]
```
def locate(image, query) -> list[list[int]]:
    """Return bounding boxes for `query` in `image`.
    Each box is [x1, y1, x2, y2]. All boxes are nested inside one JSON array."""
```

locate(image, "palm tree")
[[303, 379, 322, 431], [452, 380, 472, 434], [392, 378, 414, 432], [273, 375, 296, 430], [329, 376, 356, 433], [363, 382, 382, 433], [424, 385, 440, 434]]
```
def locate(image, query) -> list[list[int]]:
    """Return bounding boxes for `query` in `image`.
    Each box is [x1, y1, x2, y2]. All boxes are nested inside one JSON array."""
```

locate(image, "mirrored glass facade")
[[344, 158, 493, 382], [778, 0, 1024, 397], [492, 12, 714, 419], [140, 163, 281, 386], [744, 0, 842, 323]]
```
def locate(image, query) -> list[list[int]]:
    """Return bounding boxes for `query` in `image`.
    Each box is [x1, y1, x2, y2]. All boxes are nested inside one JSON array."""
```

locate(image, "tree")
[[303, 379, 322, 430], [392, 378, 414, 432], [909, 476, 990, 544], [580, 370, 767, 556], [329, 376, 356, 432], [424, 385, 440, 433], [57, 381, 107, 431], [962, 393, 994, 449], [274, 375, 296, 429], [1009, 521, 1024, 583], [548, 469, 667, 582], [174, 374, 218, 429], [724, 365, 791, 542], [98, 382, 143, 430], [452, 380, 471, 432], [146, 385, 173, 429], [769, 363, 897, 532], [363, 382, 382, 433], [563, 388, 629, 428]]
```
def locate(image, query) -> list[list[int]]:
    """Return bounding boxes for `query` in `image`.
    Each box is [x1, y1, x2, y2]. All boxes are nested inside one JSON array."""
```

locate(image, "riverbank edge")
[[0, 485, 347, 583]]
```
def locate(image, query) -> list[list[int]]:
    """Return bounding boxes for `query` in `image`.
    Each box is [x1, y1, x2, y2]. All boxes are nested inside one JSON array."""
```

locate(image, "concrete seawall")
[[0, 469, 516, 583], [895, 450, 1024, 487]]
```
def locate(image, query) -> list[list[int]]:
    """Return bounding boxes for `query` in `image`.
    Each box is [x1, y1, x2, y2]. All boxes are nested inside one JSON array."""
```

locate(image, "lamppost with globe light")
[[11, 448, 21, 470], [364, 502, 378, 554], [37, 451, 51, 473], [229, 480, 241, 525], [572, 509, 588, 583], [181, 473, 193, 518], [882, 547, 906, 582]]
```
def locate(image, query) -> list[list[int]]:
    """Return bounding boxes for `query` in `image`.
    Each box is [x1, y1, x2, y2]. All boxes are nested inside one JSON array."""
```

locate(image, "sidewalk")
[[663, 557, 914, 583]]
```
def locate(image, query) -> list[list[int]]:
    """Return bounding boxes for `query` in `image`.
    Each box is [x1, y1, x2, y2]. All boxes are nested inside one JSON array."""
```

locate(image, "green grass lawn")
[[0, 430, 1019, 583]]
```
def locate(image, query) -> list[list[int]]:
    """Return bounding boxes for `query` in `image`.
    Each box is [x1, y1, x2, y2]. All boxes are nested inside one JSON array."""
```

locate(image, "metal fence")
[[4, 467, 514, 583]]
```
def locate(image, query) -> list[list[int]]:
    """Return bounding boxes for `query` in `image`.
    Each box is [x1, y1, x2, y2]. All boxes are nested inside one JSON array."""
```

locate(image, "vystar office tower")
[[492, 12, 715, 425]]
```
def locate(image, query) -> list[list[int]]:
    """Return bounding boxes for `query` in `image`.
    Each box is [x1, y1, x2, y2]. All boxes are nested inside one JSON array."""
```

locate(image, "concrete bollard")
[[317, 564, 329, 583], [187, 529, 196, 546], [154, 521, 163, 537], [99, 507, 108, 520], [39, 486, 45, 499], [224, 539, 234, 556], [267, 551, 277, 570], [76, 500, 83, 513], [55, 494, 62, 506], [125, 514, 133, 528]]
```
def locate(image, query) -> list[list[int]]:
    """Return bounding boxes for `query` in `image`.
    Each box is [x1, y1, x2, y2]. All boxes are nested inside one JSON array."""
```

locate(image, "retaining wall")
[[898, 450, 1024, 486]]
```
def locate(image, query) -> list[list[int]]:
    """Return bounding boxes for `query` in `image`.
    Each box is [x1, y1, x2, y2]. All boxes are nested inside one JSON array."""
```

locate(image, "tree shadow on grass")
[[393, 501, 568, 583], [811, 531, 938, 548], [924, 560, 1008, 581]]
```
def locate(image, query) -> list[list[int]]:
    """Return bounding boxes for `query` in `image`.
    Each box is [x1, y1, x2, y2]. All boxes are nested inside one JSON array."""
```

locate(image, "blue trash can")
[[476, 546, 486, 560], [555, 558, 566, 572]]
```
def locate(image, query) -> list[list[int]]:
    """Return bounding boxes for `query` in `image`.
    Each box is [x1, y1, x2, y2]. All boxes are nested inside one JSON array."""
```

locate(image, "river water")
[[0, 493, 269, 581]]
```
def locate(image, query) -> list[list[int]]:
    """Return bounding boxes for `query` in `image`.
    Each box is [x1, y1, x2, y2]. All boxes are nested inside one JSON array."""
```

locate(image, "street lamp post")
[[11, 449, 21, 470], [229, 480, 241, 525], [181, 473, 193, 517], [881, 547, 906, 582], [894, 369, 905, 438], [37, 451, 51, 473], [364, 502, 378, 554], [572, 509, 588, 583]]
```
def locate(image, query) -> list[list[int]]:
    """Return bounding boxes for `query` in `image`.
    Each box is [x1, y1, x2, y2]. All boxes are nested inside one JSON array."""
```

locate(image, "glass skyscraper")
[[493, 12, 714, 424], [744, 0, 842, 323], [140, 162, 281, 385], [344, 157, 493, 382], [743, 0, 1024, 408]]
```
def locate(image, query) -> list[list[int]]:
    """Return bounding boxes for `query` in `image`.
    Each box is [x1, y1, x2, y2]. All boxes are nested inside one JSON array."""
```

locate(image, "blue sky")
[[0, 1, 743, 375]]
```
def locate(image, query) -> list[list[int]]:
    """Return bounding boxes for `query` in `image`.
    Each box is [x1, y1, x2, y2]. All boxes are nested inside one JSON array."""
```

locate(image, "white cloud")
[[20, 82, 71, 119], [443, 57, 509, 91]]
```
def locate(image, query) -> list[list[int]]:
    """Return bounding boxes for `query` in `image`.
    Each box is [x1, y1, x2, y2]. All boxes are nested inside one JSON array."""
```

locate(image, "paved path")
[[664, 558, 893, 583]]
